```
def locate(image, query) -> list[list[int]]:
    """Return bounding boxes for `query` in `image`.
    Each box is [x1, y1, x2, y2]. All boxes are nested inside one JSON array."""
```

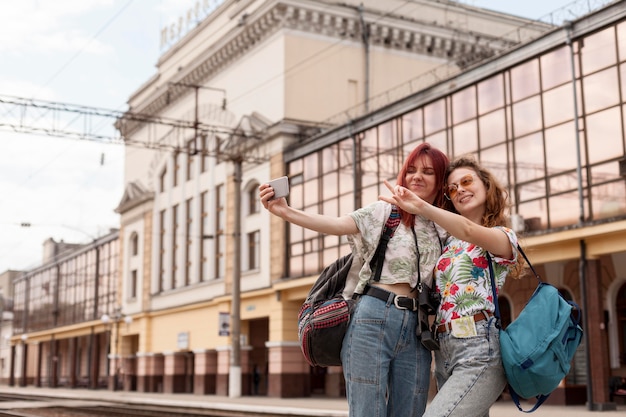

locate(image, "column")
[[136, 353, 164, 393], [163, 351, 187, 393], [193, 349, 217, 395], [266, 341, 310, 397]]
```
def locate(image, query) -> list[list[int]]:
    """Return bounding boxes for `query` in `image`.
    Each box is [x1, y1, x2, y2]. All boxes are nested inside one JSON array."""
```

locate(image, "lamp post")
[[101, 307, 132, 391]]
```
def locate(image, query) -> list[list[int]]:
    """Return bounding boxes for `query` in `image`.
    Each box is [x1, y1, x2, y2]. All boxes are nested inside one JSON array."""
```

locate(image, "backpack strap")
[[370, 206, 400, 282], [486, 253, 501, 328]]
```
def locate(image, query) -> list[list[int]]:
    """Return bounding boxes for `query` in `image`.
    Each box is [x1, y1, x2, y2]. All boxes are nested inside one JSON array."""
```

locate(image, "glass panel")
[[512, 96, 542, 137], [322, 171, 338, 199], [585, 107, 623, 164], [545, 122, 580, 174], [549, 171, 579, 195], [620, 64, 626, 103], [322, 146, 338, 172], [322, 197, 339, 217], [581, 27, 617, 75], [424, 99, 446, 136], [361, 156, 379, 187], [339, 193, 354, 215], [362, 128, 377, 158], [362, 185, 378, 206], [290, 180, 303, 209], [541, 46, 572, 90], [590, 160, 622, 185], [518, 199, 547, 231], [543, 84, 575, 128], [303, 153, 318, 181], [323, 234, 339, 250], [378, 121, 396, 151], [453, 119, 477, 156], [583, 67, 619, 114], [289, 255, 303, 278], [480, 144, 508, 186], [592, 181, 626, 220], [478, 110, 506, 148], [452, 86, 476, 124], [549, 191, 581, 228], [402, 108, 423, 142], [339, 170, 354, 196], [618, 21, 626, 63], [424, 131, 448, 156], [303, 178, 319, 207], [518, 180, 546, 202], [477, 74, 505, 115], [379, 151, 398, 182], [511, 59, 540, 102]]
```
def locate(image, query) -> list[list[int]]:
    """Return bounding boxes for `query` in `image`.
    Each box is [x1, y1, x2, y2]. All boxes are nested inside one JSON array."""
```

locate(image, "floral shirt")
[[434, 226, 518, 326], [348, 201, 444, 294]]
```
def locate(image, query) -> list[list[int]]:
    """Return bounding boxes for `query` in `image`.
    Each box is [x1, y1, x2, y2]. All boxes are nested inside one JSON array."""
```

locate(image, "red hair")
[[396, 143, 449, 227]]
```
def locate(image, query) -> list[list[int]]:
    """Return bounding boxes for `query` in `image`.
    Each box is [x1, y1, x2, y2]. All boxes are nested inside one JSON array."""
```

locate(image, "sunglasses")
[[445, 174, 476, 200]]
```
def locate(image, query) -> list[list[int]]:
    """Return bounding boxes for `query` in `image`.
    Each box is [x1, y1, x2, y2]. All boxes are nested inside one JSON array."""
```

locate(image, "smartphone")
[[268, 176, 289, 200]]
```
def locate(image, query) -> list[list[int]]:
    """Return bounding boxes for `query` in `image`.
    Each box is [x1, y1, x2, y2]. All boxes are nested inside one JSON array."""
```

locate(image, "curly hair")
[[443, 155, 525, 278], [442, 155, 510, 228], [396, 142, 449, 227]]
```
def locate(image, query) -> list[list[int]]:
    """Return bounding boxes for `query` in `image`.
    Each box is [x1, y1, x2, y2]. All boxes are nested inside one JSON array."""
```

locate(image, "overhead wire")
[[1, 1, 140, 269]]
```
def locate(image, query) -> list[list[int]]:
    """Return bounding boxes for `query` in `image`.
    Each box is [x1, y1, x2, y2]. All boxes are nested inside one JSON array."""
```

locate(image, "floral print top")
[[348, 201, 445, 294], [434, 226, 518, 326]]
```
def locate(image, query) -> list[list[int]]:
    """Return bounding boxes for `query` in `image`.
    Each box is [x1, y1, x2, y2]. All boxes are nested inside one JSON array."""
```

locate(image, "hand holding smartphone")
[[268, 176, 289, 200]]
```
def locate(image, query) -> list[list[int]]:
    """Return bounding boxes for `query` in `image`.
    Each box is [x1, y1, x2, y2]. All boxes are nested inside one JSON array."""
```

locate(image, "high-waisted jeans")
[[424, 317, 507, 417], [341, 293, 432, 417]]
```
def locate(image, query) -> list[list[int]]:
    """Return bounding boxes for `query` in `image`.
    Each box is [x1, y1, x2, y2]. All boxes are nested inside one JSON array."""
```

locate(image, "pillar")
[[193, 349, 217, 395], [163, 351, 187, 393], [266, 341, 310, 397], [135, 353, 164, 393]]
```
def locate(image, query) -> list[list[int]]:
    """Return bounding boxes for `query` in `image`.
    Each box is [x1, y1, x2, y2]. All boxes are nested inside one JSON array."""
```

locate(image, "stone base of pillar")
[[266, 342, 310, 398]]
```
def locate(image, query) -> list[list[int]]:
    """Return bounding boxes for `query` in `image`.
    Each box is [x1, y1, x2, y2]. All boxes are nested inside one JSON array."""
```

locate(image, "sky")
[[0, 0, 609, 273]]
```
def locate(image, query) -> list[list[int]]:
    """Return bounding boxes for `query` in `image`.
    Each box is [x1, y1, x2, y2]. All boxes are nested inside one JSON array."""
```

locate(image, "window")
[[186, 139, 195, 181], [248, 184, 260, 214], [158, 209, 166, 293], [185, 198, 193, 286], [215, 184, 225, 279], [246, 231, 260, 271], [199, 191, 208, 282], [130, 233, 139, 257], [171, 204, 179, 289], [201, 134, 209, 173], [173, 152, 180, 187], [159, 167, 167, 193], [130, 270, 138, 299]]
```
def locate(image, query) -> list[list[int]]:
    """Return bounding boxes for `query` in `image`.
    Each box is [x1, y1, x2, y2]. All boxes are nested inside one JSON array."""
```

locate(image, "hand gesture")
[[379, 180, 427, 215]]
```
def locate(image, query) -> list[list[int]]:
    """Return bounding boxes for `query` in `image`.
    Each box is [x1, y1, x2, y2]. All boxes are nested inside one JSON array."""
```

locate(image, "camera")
[[418, 283, 440, 316], [416, 311, 440, 351]]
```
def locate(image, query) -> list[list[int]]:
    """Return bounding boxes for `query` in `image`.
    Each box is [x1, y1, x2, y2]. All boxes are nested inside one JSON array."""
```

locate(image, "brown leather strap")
[[436, 311, 492, 334]]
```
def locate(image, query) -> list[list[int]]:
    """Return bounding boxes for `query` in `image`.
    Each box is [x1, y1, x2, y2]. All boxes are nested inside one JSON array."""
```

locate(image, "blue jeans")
[[341, 293, 432, 417], [424, 318, 507, 417]]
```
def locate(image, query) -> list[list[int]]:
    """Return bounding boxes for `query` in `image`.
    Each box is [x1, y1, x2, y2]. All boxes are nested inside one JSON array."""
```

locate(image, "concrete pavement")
[[0, 385, 623, 416]]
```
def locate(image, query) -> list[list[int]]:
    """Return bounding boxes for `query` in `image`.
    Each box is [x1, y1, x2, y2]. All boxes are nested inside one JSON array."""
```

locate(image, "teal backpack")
[[488, 246, 583, 413]]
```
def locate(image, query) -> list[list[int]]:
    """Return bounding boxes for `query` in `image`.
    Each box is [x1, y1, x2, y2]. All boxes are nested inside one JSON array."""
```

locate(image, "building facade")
[[9, 0, 626, 410], [8, 234, 119, 389], [112, 0, 543, 398]]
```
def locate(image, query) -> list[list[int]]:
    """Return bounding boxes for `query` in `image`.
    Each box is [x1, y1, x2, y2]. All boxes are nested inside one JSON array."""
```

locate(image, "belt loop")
[[385, 291, 395, 307]]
